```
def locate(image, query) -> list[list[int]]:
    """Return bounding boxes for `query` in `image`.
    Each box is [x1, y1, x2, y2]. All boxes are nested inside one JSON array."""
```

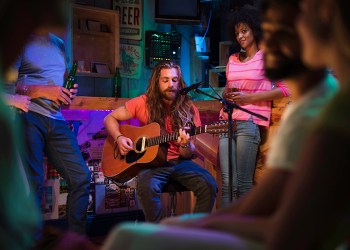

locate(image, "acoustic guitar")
[[101, 121, 228, 183]]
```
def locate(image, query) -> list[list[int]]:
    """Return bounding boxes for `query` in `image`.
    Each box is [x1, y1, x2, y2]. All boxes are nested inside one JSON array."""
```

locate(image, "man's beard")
[[160, 88, 177, 101], [265, 58, 308, 81]]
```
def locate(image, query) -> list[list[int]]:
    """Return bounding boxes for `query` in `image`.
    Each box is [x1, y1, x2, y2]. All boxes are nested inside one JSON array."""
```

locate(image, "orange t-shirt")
[[125, 94, 201, 160]]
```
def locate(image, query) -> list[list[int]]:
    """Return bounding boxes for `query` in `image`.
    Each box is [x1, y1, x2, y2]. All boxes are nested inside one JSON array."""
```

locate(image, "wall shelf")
[[77, 72, 113, 78], [71, 4, 120, 74], [69, 4, 120, 97], [75, 30, 113, 38]]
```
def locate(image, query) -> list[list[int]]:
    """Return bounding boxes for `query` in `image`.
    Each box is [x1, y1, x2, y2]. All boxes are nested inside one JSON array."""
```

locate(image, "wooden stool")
[[162, 180, 189, 217]]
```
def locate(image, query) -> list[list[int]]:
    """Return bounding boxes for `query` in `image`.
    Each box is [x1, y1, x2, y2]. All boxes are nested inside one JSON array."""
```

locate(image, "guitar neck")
[[147, 126, 204, 147]]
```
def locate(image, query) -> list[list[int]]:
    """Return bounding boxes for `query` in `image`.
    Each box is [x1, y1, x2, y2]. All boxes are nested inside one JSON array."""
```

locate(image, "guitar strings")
[[177, 110, 193, 130]]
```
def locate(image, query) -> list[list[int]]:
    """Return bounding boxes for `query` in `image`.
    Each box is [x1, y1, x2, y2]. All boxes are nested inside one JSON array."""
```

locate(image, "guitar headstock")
[[204, 120, 229, 134]]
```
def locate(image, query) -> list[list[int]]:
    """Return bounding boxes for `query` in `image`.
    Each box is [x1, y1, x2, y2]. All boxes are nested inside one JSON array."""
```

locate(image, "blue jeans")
[[136, 160, 218, 222], [219, 117, 261, 207], [21, 111, 90, 234]]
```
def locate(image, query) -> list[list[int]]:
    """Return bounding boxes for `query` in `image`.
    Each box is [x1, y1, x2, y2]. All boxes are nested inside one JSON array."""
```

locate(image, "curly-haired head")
[[228, 4, 262, 49]]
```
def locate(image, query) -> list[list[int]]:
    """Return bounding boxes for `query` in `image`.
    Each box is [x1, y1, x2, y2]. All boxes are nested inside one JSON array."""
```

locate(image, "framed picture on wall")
[[91, 62, 111, 74]]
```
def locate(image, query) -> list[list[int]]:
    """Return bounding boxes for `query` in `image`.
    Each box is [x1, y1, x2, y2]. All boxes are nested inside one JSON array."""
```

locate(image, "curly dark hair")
[[227, 4, 262, 50]]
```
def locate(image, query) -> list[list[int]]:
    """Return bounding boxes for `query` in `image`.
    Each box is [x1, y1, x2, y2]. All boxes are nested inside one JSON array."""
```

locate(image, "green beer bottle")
[[113, 67, 122, 97], [64, 61, 78, 90]]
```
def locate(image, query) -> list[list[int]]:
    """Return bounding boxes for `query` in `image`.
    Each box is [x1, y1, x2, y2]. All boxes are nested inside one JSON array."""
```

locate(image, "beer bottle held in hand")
[[113, 67, 122, 98], [64, 61, 78, 90]]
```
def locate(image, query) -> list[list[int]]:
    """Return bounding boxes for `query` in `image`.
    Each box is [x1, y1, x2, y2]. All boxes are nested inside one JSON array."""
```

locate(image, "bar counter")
[[63, 96, 222, 113]]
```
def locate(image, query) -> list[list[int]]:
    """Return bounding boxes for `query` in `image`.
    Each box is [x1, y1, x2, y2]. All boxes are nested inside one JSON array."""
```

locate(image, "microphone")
[[179, 82, 204, 95]]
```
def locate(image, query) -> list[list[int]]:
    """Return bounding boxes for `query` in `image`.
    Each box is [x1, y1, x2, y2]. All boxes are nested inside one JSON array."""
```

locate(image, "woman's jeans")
[[21, 111, 91, 234], [219, 117, 261, 207], [136, 160, 218, 222]]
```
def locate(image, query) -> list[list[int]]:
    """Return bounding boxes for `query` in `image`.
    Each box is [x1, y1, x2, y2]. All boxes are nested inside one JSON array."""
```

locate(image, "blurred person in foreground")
[[0, 1, 67, 249], [267, 0, 350, 248], [13, 26, 91, 235], [0, 1, 98, 249]]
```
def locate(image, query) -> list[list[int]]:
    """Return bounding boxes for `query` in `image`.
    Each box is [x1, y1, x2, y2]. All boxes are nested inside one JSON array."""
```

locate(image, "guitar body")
[[101, 123, 168, 183], [101, 121, 228, 183]]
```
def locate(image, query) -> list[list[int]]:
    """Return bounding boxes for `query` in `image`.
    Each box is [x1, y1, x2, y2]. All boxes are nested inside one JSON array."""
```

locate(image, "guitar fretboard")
[[146, 126, 204, 147]]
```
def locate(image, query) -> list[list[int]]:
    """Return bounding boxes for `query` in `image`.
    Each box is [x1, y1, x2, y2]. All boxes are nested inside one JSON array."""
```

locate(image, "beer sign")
[[113, 0, 142, 40]]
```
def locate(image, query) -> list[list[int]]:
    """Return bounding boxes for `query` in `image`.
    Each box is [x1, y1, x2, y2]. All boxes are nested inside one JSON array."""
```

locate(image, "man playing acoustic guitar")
[[103, 60, 218, 222]]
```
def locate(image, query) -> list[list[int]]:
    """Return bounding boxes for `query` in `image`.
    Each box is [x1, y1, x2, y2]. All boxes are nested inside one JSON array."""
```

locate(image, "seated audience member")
[[267, 0, 350, 248]]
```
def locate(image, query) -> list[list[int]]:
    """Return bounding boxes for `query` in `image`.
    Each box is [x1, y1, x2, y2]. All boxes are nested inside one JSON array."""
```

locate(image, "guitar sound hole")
[[135, 138, 147, 153], [125, 138, 147, 164]]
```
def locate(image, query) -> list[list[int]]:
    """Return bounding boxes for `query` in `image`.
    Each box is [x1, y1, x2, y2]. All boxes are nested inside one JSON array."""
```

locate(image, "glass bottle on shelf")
[[113, 67, 122, 98], [64, 61, 78, 90]]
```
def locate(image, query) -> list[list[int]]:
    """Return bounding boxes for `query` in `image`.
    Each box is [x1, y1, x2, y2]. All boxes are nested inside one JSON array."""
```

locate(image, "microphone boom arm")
[[179, 82, 204, 95]]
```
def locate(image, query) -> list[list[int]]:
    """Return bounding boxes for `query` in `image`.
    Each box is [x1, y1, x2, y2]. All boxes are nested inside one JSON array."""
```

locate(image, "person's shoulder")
[[49, 33, 64, 44], [190, 102, 200, 117], [257, 49, 264, 55], [254, 50, 264, 59], [190, 101, 199, 110], [135, 94, 147, 101], [228, 53, 240, 62], [127, 94, 147, 104], [49, 33, 65, 52], [324, 72, 339, 90]]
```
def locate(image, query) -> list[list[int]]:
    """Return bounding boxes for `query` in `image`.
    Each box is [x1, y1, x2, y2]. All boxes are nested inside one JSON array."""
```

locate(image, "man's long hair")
[[145, 61, 195, 131]]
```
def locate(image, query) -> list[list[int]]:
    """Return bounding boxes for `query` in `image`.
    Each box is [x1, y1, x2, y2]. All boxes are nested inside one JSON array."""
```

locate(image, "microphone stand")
[[194, 88, 268, 202]]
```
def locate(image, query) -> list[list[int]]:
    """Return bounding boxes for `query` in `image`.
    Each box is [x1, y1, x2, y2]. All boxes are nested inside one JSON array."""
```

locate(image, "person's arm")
[[162, 168, 290, 228], [16, 83, 72, 105], [161, 170, 289, 242], [185, 213, 270, 242], [4, 93, 31, 112], [227, 80, 290, 104], [103, 106, 134, 155], [230, 85, 287, 103], [267, 129, 350, 249]]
